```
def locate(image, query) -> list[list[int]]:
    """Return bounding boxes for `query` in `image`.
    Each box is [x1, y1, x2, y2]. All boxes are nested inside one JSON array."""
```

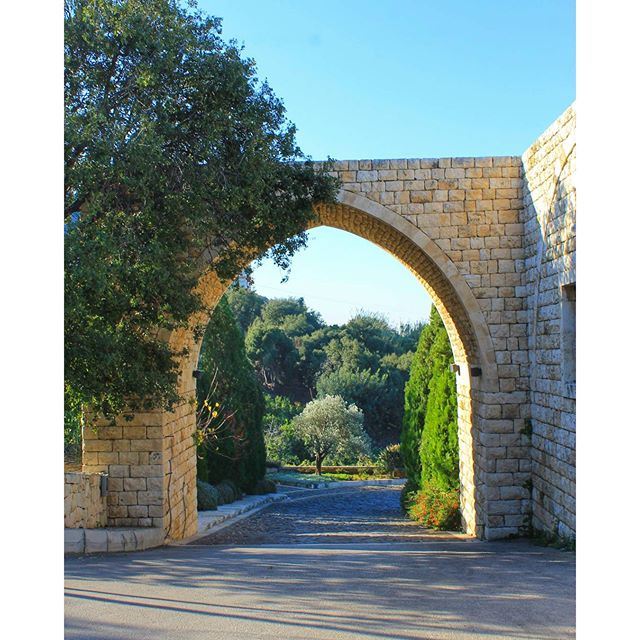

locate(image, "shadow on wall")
[[522, 136, 576, 539]]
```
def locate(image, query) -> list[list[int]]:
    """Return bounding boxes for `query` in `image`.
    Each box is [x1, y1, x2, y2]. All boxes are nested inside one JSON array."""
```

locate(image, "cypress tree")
[[419, 327, 459, 490], [197, 296, 266, 491], [400, 306, 442, 491]]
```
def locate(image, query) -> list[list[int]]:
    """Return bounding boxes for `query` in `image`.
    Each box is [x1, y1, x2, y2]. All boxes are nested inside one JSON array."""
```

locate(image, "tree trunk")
[[315, 452, 323, 476]]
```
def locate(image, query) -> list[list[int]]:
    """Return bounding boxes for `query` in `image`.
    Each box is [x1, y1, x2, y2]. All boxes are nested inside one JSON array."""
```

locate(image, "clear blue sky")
[[201, 0, 575, 326]]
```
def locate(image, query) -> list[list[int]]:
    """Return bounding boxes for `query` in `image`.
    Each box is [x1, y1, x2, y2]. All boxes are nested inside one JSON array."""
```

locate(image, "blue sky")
[[201, 0, 575, 326]]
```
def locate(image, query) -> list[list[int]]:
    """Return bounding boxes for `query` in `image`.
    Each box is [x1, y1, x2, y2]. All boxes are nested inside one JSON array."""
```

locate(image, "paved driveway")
[[65, 486, 575, 639]]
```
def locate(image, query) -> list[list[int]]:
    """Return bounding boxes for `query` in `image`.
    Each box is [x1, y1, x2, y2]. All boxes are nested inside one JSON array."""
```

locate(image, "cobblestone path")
[[192, 486, 461, 545]]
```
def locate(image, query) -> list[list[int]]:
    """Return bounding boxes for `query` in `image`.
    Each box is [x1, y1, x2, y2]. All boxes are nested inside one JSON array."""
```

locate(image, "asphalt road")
[[65, 486, 575, 640]]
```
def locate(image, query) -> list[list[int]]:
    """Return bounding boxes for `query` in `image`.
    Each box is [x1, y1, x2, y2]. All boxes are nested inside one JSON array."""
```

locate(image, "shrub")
[[400, 481, 418, 511], [247, 478, 277, 495], [406, 481, 461, 531], [215, 479, 242, 505], [376, 443, 404, 476], [196, 480, 219, 511]]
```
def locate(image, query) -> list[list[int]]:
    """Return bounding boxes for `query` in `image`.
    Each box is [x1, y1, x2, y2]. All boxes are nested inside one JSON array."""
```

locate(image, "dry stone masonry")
[[64, 472, 108, 529], [79, 104, 577, 543]]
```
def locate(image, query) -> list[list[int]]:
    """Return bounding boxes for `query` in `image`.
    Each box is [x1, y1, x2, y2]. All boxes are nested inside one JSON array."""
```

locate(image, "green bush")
[[400, 481, 417, 511], [215, 479, 243, 505], [196, 480, 219, 511], [247, 478, 277, 495], [405, 481, 461, 531], [376, 443, 404, 476]]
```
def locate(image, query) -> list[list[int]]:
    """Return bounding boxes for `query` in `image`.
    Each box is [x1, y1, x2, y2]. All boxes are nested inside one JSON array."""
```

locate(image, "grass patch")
[[269, 471, 338, 487]]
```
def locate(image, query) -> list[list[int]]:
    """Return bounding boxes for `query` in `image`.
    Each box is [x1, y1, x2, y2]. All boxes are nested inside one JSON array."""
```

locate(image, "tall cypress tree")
[[420, 328, 459, 490], [400, 306, 442, 491], [197, 296, 266, 491]]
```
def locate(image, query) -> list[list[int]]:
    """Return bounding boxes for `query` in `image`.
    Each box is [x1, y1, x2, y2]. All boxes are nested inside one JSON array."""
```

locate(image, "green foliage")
[[64, 0, 338, 418], [322, 335, 379, 374], [214, 479, 242, 505], [197, 298, 266, 491], [292, 395, 372, 474], [245, 320, 298, 390], [376, 444, 404, 476], [196, 480, 219, 511], [64, 386, 84, 461], [400, 306, 444, 491], [263, 394, 306, 464], [405, 481, 462, 531], [245, 297, 329, 399], [342, 313, 403, 358], [316, 366, 400, 445], [264, 394, 302, 426], [237, 296, 416, 446], [400, 306, 460, 529], [420, 329, 459, 490], [225, 286, 267, 334], [260, 298, 323, 336], [247, 478, 277, 495], [269, 471, 337, 487]]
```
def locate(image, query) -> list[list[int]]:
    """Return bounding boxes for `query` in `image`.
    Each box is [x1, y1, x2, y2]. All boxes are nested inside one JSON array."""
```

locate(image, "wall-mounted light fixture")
[[192, 369, 204, 379], [100, 474, 108, 497], [449, 364, 460, 374]]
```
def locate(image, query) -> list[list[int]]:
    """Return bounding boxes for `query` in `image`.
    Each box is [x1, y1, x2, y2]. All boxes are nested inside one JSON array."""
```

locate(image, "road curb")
[[64, 492, 290, 555]]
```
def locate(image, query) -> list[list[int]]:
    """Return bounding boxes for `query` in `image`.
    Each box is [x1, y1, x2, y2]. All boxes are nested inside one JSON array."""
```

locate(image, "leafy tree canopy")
[[225, 285, 267, 334], [64, 0, 338, 417], [292, 395, 372, 474], [316, 366, 398, 445], [245, 320, 298, 389]]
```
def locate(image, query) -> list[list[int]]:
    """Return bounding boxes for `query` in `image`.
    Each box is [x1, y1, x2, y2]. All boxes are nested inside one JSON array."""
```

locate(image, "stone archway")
[[77, 106, 577, 546], [83, 186, 523, 542]]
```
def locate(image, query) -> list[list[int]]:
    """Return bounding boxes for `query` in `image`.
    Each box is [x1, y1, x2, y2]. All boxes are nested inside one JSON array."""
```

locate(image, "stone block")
[[84, 529, 108, 554], [98, 426, 123, 439], [108, 465, 130, 478], [137, 491, 163, 506], [123, 477, 147, 491], [130, 464, 163, 478], [64, 529, 85, 554], [128, 505, 149, 518], [130, 438, 163, 452]]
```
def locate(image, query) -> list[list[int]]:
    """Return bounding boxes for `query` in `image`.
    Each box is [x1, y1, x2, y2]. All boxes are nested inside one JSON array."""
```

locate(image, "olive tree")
[[292, 395, 371, 474]]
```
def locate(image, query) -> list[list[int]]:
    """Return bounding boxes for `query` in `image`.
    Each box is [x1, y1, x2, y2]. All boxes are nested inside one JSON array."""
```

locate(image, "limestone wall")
[[521, 105, 576, 539], [78, 105, 576, 542], [82, 413, 166, 529], [325, 156, 531, 539], [64, 471, 108, 528]]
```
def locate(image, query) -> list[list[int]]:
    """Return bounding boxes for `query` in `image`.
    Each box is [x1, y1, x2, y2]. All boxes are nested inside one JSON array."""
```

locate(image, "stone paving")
[[65, 485, 576, 639], [191, 486, 464, 546]]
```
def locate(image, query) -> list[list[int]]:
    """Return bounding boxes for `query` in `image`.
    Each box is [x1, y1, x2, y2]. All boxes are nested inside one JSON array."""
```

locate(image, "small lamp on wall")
[[449, 364, 460, 374], [192, 369, 204, 379]]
